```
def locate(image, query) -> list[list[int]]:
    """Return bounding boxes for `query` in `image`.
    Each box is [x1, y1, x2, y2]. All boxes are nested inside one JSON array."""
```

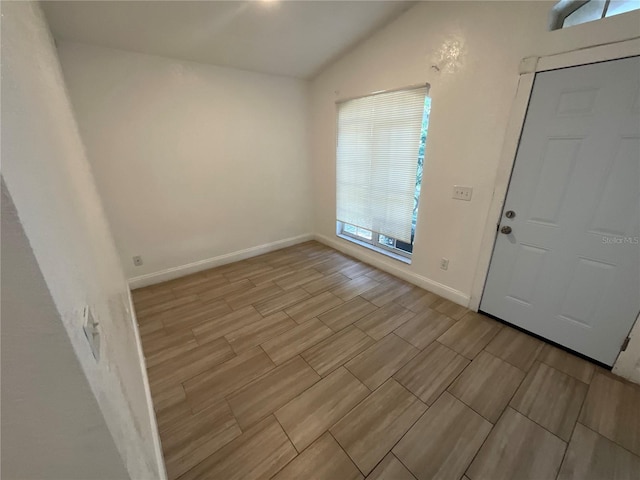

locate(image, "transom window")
[[335, 86, 431, 262], [550, 0, 640, 30]]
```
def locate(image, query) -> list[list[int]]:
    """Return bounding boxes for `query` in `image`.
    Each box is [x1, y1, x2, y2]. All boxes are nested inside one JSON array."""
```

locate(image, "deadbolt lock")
[[505, 210, 516, 219]]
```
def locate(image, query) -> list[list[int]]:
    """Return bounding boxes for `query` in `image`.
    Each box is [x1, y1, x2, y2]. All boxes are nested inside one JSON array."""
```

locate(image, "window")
[[336, 86, 431, 261], [550, 0, 640, 30]]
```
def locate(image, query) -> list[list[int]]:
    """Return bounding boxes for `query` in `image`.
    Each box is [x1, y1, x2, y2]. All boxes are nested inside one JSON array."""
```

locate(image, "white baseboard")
[[314, 233, 471, 308], [128, 233, 314, 289], [128, 232, 471, 308], [124, 289, 167, 479]]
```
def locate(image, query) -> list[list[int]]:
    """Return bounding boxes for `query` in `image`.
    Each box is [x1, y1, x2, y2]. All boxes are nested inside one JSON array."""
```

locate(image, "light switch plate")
[[83, 306, 100, 360], [453, 185, 473, 201]]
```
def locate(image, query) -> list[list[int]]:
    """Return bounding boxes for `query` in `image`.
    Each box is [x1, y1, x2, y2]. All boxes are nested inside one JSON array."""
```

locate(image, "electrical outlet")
[[440, 258, 449, 270], [133, 255, 143, 266], [453, 185, 473, 201]]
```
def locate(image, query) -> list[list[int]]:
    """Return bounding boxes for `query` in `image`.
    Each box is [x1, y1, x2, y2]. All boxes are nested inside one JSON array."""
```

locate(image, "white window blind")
[[336, 86, 428, 243]]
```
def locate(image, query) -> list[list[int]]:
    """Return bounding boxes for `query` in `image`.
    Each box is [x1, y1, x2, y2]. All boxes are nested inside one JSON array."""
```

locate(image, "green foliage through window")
[[412, 96, 431, 239]]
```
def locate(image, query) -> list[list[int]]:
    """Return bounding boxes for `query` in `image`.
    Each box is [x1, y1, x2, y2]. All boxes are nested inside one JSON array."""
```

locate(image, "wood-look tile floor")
[[133, 241, 640, 480]]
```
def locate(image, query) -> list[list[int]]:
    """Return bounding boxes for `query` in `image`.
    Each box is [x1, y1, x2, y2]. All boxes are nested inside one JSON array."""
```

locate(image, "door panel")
[[528, 137, 581, 226], [481, 57, 640, 366]]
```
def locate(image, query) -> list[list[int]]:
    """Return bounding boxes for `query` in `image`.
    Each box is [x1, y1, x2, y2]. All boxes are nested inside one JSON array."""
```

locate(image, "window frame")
[[550, 0, 591, 30], [337, 221, 413, 263], [550, 0, 637, 30], [334, 85, 430, 264]]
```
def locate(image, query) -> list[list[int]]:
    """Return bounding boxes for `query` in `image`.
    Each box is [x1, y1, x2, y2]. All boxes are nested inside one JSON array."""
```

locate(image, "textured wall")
[[309, 1, 640, 381], [1, 3, 165, 477], [1, 183, 129, 479], [57, 41, 313, 282]]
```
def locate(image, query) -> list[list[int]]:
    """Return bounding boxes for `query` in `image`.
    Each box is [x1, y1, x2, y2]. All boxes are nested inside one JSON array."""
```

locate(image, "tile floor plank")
[[136, 294, 199, 320], [355, 302, 415, 340], [331, 275, 380, 301], [148, 339, 235, 393], [162, 399, 241, 479], [274, 268, 324, 290], [301, 325, 375, 376], [365, 269, 399, 284], [510, 362, 588, 441], [537, 344, 596, 384], [275, 367, 370, 452], [272, 433, 363, 480], [579, 373, 640, 456], [177, 416, 297, 480], [153, 384, 187, 414], [318, 297, 378, 332], [308, 254, 350, 276], [284, 291, 344, 324], [393, 392, 492, 480], [365, 454, 416, 480], [224, 311, 296, 354], [162, 300, 233, 335], [330, 379, 427, 475], [261, 318, 333, 365], [437, 312, 501, 360], [156, 400, 194, 434], [346, 334, 419, 391], [394, 308, 456, 350], [430, 297, 469, 320], [191, 305, 263, 344], [393, 287, 440, 313], [134, 292, 179, 317], [557, 423, 640, 480], [467, 407, 566, 480], [223, 262, 275, 284], [133, 242, 638, 480], [394, 341, 469, 405], [360, 282, 414, 308], [171, 274, 230, 297], [132, 285, 174, 304], [197, 279, 254, 304], [339, 261, 377, 280], [302, 272, 351, 295], [248, 265, 296, 286], [184, 347, 275, 412], [227, 356, 320, 430], [253, 288, 311, 317], [139, 318, 165, 339], [224, 282, 284, 311], [143, 330, 199, 368], [484, 326, 544, 372], [448, 351, 525, 423]]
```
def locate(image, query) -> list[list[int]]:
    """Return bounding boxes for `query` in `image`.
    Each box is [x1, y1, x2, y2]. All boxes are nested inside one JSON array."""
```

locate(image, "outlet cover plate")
[[453, 185, 473, 201]]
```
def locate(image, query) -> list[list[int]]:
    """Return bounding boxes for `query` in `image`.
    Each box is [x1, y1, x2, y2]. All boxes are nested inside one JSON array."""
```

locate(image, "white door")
[[481, 56, 640, 366]]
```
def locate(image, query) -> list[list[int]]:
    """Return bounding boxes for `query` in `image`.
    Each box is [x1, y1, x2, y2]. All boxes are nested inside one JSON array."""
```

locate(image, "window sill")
[[337, 233, 412, 265]]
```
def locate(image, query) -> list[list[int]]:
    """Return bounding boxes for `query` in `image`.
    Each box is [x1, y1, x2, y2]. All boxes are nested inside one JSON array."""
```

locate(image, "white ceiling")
[[43, 1, 414, 79]]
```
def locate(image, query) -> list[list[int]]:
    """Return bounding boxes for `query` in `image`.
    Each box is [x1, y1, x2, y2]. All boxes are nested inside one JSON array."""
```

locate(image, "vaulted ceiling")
[[43, 1, 414, 78]]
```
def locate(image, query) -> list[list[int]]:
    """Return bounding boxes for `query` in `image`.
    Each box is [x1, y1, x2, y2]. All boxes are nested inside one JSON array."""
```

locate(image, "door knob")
[[501, 226, 512, 234]]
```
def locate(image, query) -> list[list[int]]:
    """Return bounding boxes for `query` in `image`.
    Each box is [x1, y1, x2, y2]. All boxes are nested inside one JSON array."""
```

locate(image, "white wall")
[[1, 183, 129, 479], [310, 1, 640, 303], [57, 41, 313, 284], [1, 3, 165, 478], [310, 1, 640, 379]]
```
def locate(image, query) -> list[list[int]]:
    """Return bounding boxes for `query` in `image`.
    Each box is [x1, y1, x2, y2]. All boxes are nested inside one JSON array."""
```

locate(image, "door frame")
[[469, 37, 640, 312]]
